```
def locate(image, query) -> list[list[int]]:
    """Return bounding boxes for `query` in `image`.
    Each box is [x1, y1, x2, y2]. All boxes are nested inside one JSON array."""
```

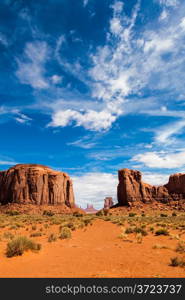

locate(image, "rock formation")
[[0, 164, 75, 207], [104, 197, 114, 209], [117, 168, 185, 207], [84, 204, 98, 214]]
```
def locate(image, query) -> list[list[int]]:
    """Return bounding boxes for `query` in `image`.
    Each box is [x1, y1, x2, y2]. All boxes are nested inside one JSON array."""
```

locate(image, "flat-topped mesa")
[[0, 164, 75, 207], [117, 168, 185, 206]]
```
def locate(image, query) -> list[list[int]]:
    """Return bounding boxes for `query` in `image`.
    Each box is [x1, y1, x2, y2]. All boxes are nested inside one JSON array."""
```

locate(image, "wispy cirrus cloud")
[[132, 150, 185, 169], [0, 106, 32, 125], [154, 119, 185, 145], [0, 32, 8, 47], [157, 0, 179, 7], [16, 41, 49, 89]]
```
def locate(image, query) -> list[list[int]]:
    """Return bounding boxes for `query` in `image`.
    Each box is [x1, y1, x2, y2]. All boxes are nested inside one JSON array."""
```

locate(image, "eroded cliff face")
[[117, 168, 185, 206], [0, 164, 75, 207]]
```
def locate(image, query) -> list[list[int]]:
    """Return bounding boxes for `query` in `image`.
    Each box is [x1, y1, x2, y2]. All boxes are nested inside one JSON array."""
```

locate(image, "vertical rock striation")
[[117, 168, 185, 207], [0, 164, 75, 207]]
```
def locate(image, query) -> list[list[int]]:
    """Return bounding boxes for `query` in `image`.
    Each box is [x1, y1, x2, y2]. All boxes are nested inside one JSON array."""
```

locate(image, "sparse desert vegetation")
[[0, 210, 184, 277]]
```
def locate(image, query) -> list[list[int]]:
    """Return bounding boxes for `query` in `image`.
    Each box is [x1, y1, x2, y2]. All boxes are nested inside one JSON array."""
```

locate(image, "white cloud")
[[110, 17, 122, 35], [0, 106, 32, 125], [83, 0, 89, 7], [0, 159, 19, 166], [159, 9, 169, 20], [158, 0, 179, 7], [48, 109, 117, 131], [67, 135, 97, 149], [72, 172, 117, 209], [50, 74, 62, 84], [15, 113, 32, 124], [132, 150, 185, 168], [142, 172, 169, 185], [154, 119, 185, 144], [88, 0, 185, 130], [0, 33, 8, 47], [111, 1, 124, 14], [180, 17, 185, 30], [16, 41, 49, 89]]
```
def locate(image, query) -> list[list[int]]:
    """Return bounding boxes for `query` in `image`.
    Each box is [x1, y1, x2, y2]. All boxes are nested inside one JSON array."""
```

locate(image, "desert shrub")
[[170, 257, 185, 267], [172, 212, 177, 217], [48, 233, 57, 243], [160, 213, 168, 217], [50, 219, 61, 225], [31, 225, 37, 231], [44, 223, 49, 229], [73, 211, 83, 217], [141, 224, 146, 228], [66, 222, 76, 231], [59, 227, 72, 239], [96, 210, 104, 216], [136, 233, 143, 244], [150, 226, 154, 233], [103, 209, 109, 216], [176, 241, 185, 254], [155, 228, 169, 236], [79, 222, 85, 229], [125, 227, 134, 234], [43, 210, 55, 217], [159, 223, 167, 228], [6, 236, 41, 257], [3, 232, 14, 240], [134, 227, 148, 236], [30, 232, 42, 237], [141, 213, 145, 217], [170, 234, 180, 240], [152, 244, 169, 249], [9, 225, 18, 230], [128, 212, 136, 217], [6, 210, 20, 216], [84, 219, 92, 226]]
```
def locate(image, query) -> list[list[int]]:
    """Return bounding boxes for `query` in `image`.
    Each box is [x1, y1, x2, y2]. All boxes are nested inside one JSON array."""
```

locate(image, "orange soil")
[[0, 219, 184, 278]]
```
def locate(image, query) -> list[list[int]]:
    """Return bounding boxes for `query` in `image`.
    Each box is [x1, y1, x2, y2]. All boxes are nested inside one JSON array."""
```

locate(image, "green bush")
[[73, 212, 83, 217], [6, 210, 20, 216], [48, 233, 57, 243], [125, 227, 134, 234], [84, 219, 92, 226], [59, 227, 72, 239], [43, 210, 55, 217], [176, 241, 185, 254], [172, 212, 177, 217], [134, 227, 148, 236], [160, 213, 168, 217], [3, 232, 14, 240], [103, 209, 109, 216], [128, 212, 137, 217], [6, 236, 41, 257], [30, 232, 42, 237], [66, 222, 76, 231], [155, 228, 169, 236], [96, 210, 104, 216], [150, 226, 154, 233], [170, 257, 185, 267]]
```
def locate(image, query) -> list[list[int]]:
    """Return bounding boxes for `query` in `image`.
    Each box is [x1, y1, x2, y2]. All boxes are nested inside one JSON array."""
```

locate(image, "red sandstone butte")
[[104, 197, 114, 209], [0, 164, 75, 207], [117, 168, 185, 206]]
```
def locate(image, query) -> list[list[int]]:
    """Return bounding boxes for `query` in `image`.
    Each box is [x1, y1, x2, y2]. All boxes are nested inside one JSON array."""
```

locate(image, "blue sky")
[[0, 0, 185, 208]]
